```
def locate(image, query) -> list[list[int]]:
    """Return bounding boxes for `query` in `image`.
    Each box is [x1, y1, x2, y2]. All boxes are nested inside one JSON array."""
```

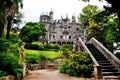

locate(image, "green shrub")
[[44, 43, 59, 50], [9, 33, 22, 46], [25, 43, 41, 50], [0, 38, 10, 53], [0, 53, 22, 78], [62, 50, 71, 58], [25, 54, 40, 64], [25, 43, 59, 51], [61, 44, 73, 51], [59, 51, 93, 77], [0, 37, 23, 78]]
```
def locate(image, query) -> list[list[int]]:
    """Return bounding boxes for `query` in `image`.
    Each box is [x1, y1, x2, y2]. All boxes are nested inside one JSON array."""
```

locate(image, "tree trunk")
[[6, 16, 13, 39], [0, 21, 4, 38]]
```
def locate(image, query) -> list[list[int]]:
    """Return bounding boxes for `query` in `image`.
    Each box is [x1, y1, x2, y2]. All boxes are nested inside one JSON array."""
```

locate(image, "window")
[[53, 35, 55, 39], [60, 36, 63, 39], [69, 36, 71, 39]]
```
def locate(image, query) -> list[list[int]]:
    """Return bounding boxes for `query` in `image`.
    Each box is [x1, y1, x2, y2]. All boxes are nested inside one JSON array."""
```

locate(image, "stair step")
[[86, 44, 120, 77], [102, 69, 118, 72], [102, 72, 120, 76], [102, 65, 115, 69], [92, 54, 103, 56], [96, 58, 108, 61], [95, 57, 107, 59], [98, 61, 110, 63], [99, 63, 113, 66]]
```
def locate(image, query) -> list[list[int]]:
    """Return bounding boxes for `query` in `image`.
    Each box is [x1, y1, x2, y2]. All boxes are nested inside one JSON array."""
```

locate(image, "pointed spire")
[[74, 11, 76, 17], [61, 15, 63, 19], [46, 12, 48, 15], [66, 14, 68, 19]]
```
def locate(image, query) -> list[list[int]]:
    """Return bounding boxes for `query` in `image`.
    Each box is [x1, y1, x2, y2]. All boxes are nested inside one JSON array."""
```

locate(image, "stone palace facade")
[[39, 10, 82, 45]]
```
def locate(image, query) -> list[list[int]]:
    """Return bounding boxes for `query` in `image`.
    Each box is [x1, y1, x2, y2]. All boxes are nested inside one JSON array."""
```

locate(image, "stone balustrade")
[[78, 38, 102, 79], [90, 38, 120, 70]]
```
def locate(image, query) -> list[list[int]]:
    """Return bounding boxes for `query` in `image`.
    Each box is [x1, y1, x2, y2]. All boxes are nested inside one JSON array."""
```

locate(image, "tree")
[[87, 19, 101, 40], [79, 4, 100, 29], [103, 19, 118, 51], [12, 11, 24, 33], [0, 0, 23, 38], [79, 4, 100, 40], [20, 22, 46, 43], [79, 0, 120, 39]]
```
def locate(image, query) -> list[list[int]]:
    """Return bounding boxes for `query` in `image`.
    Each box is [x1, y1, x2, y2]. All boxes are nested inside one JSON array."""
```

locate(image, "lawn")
[[25, 49, 62, 59]]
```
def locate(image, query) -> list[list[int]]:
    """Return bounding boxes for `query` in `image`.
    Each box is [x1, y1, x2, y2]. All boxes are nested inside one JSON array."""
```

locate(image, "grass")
[[25, 49, 62, 59]]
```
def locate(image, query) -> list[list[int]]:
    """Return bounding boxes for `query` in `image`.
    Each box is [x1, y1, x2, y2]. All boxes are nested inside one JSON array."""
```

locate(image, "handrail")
[[89, 37, 120, 70], [78, 38, 99, 65]]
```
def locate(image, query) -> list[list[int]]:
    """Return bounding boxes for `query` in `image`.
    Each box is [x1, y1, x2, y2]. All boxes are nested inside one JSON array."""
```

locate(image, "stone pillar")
[[94, 65, 103, 79]]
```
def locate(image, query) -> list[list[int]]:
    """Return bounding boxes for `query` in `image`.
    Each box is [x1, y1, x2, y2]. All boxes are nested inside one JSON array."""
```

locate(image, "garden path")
[[23, 69, 94, 80]]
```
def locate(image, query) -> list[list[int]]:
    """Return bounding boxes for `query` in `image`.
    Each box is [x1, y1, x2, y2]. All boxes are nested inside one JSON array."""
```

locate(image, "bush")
[[9, 33, 22, 46], [0, 53, 22, 78], [62, 50, 71, 58], [25, 43, 59, 51], [0, 39, 10, 53], [25, 54, 40, 64], [59, 51, 93, 77], [61, 44, 73, 51], [44, 44, 59, 50], [0, 37, 22, 78]]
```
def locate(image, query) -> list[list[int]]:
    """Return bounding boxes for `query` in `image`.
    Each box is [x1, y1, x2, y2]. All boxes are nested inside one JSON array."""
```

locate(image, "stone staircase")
[[86, 44, 120, 76]]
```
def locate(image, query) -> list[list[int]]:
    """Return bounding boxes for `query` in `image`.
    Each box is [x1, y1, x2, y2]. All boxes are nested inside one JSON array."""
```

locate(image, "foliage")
[[0, 37, 22, 78], [25, 50, 62, 63], [25, 43, 59, 51], [62, 50, 72, 58], [79, 4, 100, 29], [0, 0, 23, 38], [9, 32, 22, 46], [61, 44, 73, 51], [0, 38, 10, 53], [20, 22, 46, 43], [59, 52, 93, 77], [103, 19, 118, 51], [79, 0, 120, 36], [13, 11, 23, 27], [25, 53, 40, 64], [79, 4, 118, 51], [0, 53, 22, 78], [44, 43, 59, 51], [0, 33, 22, 77], [87, 19, 101, 40]]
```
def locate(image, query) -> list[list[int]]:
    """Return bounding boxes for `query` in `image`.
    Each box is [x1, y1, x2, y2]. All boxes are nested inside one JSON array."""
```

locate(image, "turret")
[[49, 10, 53, 20], [72, 15, 76, 23]]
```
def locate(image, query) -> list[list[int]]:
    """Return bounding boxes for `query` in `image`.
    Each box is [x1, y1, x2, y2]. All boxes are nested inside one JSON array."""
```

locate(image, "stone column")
[[94, 65, 103, 79]]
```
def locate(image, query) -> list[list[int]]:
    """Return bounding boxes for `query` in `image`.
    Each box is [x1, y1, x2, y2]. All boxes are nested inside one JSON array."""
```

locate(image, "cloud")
[[22, 0, 106, 23]]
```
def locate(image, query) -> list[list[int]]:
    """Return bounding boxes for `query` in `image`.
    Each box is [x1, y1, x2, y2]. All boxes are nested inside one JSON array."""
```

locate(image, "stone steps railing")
[[78, 38, 102, 79], [88, 38, 120, 70], [78, 38, 99, 65]]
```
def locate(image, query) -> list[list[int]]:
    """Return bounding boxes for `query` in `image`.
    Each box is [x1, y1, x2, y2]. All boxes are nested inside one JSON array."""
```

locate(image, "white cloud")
[[22, 0, 106, 23]]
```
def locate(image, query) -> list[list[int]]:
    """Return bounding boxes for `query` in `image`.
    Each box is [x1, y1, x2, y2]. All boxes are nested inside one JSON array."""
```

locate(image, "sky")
[[22, 0, 107, 23]]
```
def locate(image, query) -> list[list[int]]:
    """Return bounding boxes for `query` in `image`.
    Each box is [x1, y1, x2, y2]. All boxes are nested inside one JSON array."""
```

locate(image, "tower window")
[[60, 36, 63, 39], [53, 35, 55, 39], [69, 36, 71, 39]]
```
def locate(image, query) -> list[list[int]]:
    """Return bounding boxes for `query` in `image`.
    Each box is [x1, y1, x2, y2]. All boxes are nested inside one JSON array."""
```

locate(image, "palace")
[[39, 10, 82, 45]]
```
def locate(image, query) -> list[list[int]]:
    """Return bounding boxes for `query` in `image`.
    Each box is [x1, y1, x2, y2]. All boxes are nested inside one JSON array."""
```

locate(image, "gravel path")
[[23, 69, 92, 80]]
